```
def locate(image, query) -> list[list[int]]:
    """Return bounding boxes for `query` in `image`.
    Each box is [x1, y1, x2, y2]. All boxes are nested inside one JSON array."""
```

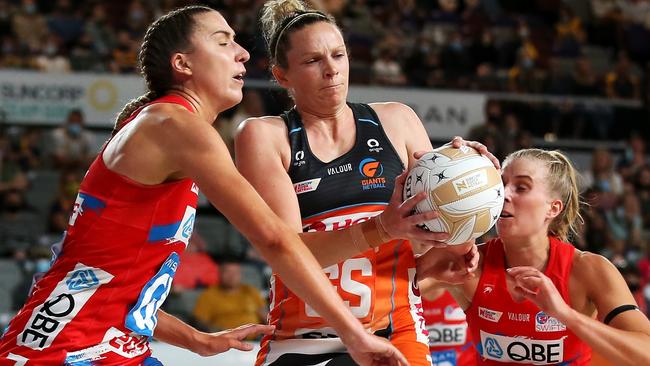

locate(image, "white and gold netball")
[[403, 145, 504, 245]]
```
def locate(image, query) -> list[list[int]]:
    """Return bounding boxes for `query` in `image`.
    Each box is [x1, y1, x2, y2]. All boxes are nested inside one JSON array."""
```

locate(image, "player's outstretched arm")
[[154, 310, 274, 356], [508, 253, 650, 366], [155, 110, 408, 366]]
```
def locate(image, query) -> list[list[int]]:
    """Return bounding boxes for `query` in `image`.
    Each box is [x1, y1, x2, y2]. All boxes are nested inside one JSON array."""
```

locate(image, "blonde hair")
[[260, 0, 337, 68], [503, 148, 583, 242]]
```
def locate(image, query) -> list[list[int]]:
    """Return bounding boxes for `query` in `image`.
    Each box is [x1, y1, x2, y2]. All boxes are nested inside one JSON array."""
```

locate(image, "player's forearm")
[[154, 310, 202, 351], [300, 217, 389, 268], [562, 308, 650, 366]]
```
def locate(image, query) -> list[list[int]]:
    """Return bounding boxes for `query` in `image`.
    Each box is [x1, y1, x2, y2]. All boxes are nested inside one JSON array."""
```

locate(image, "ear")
[[171, 52, 192, 77], [546, 198, 563, 220], [271, 65, 290, 88]]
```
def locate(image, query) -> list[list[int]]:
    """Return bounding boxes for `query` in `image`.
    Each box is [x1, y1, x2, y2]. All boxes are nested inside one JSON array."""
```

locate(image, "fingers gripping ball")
[[403, 146, 504, 244]]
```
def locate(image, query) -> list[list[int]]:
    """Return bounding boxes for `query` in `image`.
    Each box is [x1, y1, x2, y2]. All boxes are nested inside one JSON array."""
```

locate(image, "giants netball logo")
[[359, 158, 386, 190]]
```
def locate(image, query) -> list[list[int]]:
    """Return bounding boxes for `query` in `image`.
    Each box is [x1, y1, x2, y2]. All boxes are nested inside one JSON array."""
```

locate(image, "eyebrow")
[[513, 175, 533, 181], [211, 30, 235, 38]]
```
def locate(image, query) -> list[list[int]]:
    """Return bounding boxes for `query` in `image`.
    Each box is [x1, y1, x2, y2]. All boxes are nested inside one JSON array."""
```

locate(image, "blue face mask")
[[67, 123, 82, 137], [35, 259, 51, 274]]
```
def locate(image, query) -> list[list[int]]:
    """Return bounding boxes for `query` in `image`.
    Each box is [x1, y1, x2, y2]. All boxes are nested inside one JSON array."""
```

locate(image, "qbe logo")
[[480, 330, 565, 364], [66, 269, 99, 291], [18, 264, 113, 350]]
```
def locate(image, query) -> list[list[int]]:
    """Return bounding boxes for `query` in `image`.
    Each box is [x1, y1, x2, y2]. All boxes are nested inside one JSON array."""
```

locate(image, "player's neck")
[[167, 89, 219, 123], [502, 233, 550, 272]]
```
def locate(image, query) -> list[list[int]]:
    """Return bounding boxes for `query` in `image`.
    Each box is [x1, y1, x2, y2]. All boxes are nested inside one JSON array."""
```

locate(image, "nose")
[[323, 56, 339, 78], [503, 184, 513, 202], [236, 42, 250, 63]]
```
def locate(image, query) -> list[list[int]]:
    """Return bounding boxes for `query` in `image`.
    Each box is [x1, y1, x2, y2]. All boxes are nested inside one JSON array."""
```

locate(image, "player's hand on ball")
[[448, 136, 501, 171], [379, 170, 450, 248], [192, 324, 275, 356], [507, 267, 571, 321]]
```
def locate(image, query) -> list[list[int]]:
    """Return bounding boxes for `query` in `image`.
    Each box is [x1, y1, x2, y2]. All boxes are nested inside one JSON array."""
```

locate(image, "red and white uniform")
[[465, 237, 592, 365], [0, 96, 198, 365], [422, 291, 476, 366]]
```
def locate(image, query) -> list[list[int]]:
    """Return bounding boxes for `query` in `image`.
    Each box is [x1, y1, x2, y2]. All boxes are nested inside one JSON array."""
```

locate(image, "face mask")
[[35, 259, 51, 274], [67, 123, 82, 137], [522, 58, 534, 69], [450, 41, 463, 51]]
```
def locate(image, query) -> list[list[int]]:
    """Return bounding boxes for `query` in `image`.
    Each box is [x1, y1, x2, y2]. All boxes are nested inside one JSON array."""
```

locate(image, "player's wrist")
[[351, 216, 392, 251]]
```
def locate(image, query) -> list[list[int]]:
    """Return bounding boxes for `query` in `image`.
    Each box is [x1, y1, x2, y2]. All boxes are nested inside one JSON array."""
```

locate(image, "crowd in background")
[[0, 0, 649, 332]]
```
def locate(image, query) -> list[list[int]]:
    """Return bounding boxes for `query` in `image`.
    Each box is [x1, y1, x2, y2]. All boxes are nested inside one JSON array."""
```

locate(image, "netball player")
[[235, 1, 494, 365], [417, 148, 650, 365], [0, 6, 407, 366]]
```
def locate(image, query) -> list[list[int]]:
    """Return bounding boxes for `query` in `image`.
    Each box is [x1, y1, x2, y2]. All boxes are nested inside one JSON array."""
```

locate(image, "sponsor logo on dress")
[[294, 150, 305, 167], [327, 163, 352, 176], [18, 264, 114, 350], [508, 312, 531, 322], [304, 211, 379, 232], [478, 307, 502, 323], [294, 178, 322, 195], [359, 158, 386, 190], [366, 139, 383, 153], [535, 311, 567, 332], [427, 322, 468, 347], [480, 330, 565, 364]]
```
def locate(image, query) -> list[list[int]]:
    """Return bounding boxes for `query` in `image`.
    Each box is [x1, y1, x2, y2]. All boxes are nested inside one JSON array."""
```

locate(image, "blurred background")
[[0, 0, 649, 363]]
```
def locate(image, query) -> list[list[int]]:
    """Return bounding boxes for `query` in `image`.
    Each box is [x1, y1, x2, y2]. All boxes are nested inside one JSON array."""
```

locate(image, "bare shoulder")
[[235, 116, 287, 146], [369, 101, 417, 120], [572, 250, 617, 279], [571, 249, 625, 297]]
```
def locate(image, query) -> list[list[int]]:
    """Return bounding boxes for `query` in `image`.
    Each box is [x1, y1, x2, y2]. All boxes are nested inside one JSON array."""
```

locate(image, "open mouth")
[[233, 71, 245, 81], [500, 212, 513, 218]]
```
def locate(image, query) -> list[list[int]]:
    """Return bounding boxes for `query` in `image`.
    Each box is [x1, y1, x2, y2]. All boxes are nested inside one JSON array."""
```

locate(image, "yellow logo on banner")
[[88, 80, 117, 111]]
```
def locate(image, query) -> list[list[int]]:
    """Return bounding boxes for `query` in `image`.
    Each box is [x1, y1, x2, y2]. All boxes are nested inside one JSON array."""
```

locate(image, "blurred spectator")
[[605, 52, 641, 99], [470, 30, 499, 69], [46, 0, 84, 46], [193, 260, 266, 333], [553, 6, 586, 58], [49, 109, 96, 170], [371, 42, 407, 86], [70, 33, 105, 72], [618, 133, 648, 181], [508, 42, 543, 93], [43, 169, 79, 243], [173, 232, 219, 291], [0, 189, 39, 257], [583, 147, 624, 195], [123, 0, 152, 38], [85, 3, 116, 59], [604, 194, 643, 252], [12, 0, 48, 51], [634, 164, 650, 227], [0, 129, 30, 194], [571, 57, 601, 96], [34, 34, 70, 73], [441, 31, 472, 87], [110, 31, 138, 74]]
